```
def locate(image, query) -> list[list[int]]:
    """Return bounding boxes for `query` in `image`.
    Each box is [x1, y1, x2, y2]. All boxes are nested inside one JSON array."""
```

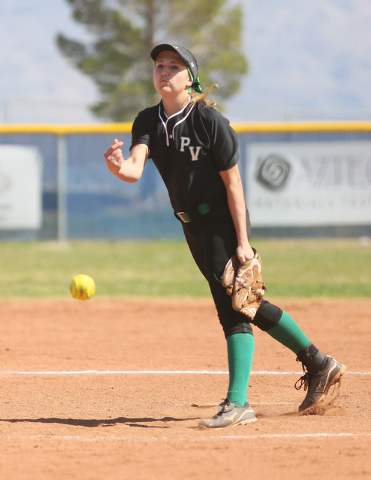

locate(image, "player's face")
[[153, 51, 192, 97]]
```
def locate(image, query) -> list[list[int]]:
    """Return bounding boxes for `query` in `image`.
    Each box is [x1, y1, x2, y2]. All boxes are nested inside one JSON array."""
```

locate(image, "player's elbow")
[[117, 168, 143, 183], [118, 150, 147, 183], [122, 174, 141, 183]]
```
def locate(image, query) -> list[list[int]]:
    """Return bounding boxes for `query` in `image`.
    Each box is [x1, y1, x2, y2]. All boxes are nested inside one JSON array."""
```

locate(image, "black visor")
[[151, 44, 198, 81]]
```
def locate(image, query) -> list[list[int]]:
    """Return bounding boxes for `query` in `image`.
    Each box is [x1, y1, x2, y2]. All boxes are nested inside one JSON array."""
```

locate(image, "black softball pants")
[[182, 210, 283, 338]]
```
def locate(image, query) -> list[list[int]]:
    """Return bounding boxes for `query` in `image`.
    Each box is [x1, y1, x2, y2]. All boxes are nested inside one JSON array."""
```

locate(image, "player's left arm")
[[219, 165, 254, 263]]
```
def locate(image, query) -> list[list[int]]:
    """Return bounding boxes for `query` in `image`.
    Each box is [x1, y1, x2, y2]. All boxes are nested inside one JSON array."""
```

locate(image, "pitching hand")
[[104, 139, 125, 174]]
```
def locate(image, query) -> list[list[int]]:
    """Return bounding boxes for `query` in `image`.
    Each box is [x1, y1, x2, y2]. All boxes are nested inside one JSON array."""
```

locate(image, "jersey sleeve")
[[130, 109, 151, 154], [200, 106, 240, 171]]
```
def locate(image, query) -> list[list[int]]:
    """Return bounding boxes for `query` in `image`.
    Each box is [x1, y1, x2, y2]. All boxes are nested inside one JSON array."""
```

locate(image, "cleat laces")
[[216, 398, 230, 415], [294, 359, 310, 391]]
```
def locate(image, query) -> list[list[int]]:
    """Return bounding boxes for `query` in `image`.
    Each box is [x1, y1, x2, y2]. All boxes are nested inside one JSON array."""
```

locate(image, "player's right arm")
[[104, 139, 149, 183]]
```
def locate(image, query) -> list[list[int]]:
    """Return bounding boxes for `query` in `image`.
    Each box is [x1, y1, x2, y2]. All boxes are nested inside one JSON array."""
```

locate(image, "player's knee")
[[251, 300, 283, 331], [221, 320, 253, 338]]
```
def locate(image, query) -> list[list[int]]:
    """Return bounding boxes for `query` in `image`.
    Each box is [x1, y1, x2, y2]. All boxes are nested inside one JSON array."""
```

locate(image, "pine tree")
[[57, 0, 248, 121]]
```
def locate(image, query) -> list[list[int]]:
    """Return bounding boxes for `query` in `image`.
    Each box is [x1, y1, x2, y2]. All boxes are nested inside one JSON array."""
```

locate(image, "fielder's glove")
[[221, 248, 267, 320]]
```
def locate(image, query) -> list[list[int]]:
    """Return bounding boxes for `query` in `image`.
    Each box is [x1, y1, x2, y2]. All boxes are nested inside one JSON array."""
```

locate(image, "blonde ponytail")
[[189, 83, 219, 108]]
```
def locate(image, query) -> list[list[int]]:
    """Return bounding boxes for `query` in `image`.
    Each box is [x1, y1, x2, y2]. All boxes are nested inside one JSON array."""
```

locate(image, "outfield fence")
[[0, 122, 370, 241]]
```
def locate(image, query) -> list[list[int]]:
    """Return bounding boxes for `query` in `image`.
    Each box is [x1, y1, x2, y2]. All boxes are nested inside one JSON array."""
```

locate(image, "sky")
[[0, 0, 371, 123]]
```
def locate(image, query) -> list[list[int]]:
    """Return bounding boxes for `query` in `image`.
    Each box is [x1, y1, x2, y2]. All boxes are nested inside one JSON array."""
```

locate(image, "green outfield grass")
[[0, 239, 370, 298]]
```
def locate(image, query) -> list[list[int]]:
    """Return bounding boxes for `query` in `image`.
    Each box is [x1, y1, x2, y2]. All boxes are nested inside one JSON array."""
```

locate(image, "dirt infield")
[[0, 298, 370, 480]]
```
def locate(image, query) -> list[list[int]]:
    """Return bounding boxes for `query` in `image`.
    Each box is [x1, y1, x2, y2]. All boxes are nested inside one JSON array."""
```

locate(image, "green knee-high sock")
[[227, 333, 254, 407], [266, 311, 310, 355]]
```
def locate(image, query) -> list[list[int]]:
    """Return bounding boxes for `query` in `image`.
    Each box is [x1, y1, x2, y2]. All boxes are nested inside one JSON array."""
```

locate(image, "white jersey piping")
[[158, 99, 196, 146]]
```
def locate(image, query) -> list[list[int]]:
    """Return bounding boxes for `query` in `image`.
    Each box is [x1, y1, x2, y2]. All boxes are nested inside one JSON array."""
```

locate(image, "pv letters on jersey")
[[180, 136, 202, 161]]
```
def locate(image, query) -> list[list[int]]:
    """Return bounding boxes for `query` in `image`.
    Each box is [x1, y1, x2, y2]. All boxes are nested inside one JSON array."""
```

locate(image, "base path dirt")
[[0, 298, 370, 480]]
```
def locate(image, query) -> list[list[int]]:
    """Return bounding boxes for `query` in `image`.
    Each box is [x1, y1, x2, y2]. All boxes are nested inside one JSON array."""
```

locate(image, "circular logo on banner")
[[256, 154, 291, 190], [0, 170, 11, 193]]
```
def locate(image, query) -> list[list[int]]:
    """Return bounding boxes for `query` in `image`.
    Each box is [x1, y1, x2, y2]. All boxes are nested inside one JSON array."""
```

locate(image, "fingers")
[[236, 245, 255, 265], [104, 139, 124, 160], [108, 149, 124, 166], [106, 139, 123, 154], [113, 139, 123, 148]]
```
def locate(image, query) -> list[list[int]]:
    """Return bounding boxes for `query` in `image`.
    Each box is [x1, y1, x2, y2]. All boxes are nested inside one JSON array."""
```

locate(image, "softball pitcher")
[[104, 44, 346, 428]]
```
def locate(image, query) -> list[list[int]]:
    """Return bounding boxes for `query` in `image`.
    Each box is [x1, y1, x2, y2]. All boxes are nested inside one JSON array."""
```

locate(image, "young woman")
[[104, 44, 346, 429]]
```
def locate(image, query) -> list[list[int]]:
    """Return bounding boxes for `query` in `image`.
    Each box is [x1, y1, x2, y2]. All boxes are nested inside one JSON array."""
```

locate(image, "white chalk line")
[[0, 370, 369, 375], [214, 433, 371, 440], [1, 433, 371, 443]]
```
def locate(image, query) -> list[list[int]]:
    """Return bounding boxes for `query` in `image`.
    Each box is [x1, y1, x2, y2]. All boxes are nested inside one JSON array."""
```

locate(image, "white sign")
[[0, 146, 42, 229], [246, 142, 371, 226]]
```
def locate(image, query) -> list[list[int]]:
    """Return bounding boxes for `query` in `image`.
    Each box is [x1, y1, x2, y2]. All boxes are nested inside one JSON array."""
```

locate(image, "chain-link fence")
[[0, 122, 370, 241]]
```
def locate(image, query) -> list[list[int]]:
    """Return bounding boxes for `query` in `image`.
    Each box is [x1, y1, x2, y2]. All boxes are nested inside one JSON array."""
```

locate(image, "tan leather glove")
[[221, 248, 267, 320]]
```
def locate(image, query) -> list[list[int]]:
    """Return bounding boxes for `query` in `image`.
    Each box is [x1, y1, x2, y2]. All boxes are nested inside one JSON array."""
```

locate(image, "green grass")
[[0, 239, 370, 298]]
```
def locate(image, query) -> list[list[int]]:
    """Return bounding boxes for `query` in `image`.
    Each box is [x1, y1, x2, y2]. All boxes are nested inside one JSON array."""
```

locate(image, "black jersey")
[[131, 101, 240, 213]]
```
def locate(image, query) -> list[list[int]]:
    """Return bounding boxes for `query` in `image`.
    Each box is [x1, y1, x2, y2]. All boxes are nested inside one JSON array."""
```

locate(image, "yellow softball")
[[70, 274, 96, 301]]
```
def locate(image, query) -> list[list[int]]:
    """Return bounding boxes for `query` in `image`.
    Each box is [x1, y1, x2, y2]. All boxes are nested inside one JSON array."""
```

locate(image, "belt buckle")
[[177, 212, 191, 223]]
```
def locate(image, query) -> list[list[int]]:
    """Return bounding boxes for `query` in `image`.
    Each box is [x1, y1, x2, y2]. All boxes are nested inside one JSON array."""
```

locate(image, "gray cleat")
[[198, 398, 257, 429], [295, 356, 346, 414]]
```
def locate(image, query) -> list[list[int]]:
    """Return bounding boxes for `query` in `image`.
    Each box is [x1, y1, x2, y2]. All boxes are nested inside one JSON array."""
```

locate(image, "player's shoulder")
[[133, 104, 159, 124], [195, 102, 232, 130]]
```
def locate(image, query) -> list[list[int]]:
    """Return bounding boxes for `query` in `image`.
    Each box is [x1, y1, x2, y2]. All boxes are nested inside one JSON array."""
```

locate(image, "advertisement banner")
[[246, 142, 371, 226], [0, 146, 42, 229]]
